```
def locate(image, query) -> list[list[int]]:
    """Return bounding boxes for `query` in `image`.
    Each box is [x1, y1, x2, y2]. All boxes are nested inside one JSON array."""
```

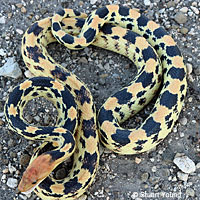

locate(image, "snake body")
[[4, 5, 187, 200]]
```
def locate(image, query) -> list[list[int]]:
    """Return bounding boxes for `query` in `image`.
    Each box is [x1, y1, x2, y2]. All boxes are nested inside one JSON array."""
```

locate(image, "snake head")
[[18, 154, 55, 194]]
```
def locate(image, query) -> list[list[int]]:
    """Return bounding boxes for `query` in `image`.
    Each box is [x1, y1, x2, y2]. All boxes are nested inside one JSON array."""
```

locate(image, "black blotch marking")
[[98, 108, 114, 126], [153, 27, 167, 39], [142, 117, 161, 137], [139, 98, 146, 105], [32, 92, 39, 97], [111, 129, 131, 146], [75, 18, 85, 28], [167, 67, 185, 81], [82, 118, 96, 138], [57, 9, 65, 16], [82, 152, 98, 174], [26, 46, 45, 63], [84, 28, 96, 43], [136, 140, 147, 145], [51, 66, 70, 81], [46, 92, 53, 98], [95, 7, 109, 18], [75, 86, 91, 105], [160, 91, 178, 109], [137, 16, 149, 26], [113, 89, 132, 104], [136, 71, 153, 88], [27, 22, 43, 36], [180, 94, 185, 102], [166, 46, 182, 57], [127, 23, 133, 30], [143, 33, 149, 39], [61, 34, 74, 44], [133, 145, 143, 151], [142, 46, 157, 62], [80, 137, 86, 148], [119, 6, 130, 16], [8, 87, 23, 107], [152, 134, 158, 143], [63, 177, 82, 194], [180, 84, 185, 92], [137, 91, 146, 98], [34, 65, 44, 71], [123, 31, 138, 44], [53, 22, 60, 32], [101, 24, 113, 34], [24, 87, 34, 96], [167, 120, 173, 129], [165, 113, 172, 121], [74, 10, 81, 16]]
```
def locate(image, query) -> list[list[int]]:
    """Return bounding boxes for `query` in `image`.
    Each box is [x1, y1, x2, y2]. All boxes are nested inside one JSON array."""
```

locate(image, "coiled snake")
[[4, 5, 187, 200]]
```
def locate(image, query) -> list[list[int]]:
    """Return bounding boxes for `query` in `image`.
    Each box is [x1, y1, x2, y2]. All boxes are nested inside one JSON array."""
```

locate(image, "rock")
[[21, 6, 27, 13], [20, 153, 31, 166], [144, 0, 151, 6], [0, 49, 6, 56], [180, 7, 188, 13], [191, 6, 199, 15], [140, 172, 149, 182], [186, 63, 193, 74], [0, 16, 6, 24], [177, 171, 188, 182], [174, 12, 187, 24], [186, 188, 195, 197], [194, 68, 200, 76], [173, 155, 196, 173], [7, 178, 18, 188], [0, 57, 22, 78], [8, 163, 17, 174], [179, 117, 187, 125], [180, 27, 188, 34], [90, 0, 97, 4], [16, 28, 24, 35], [24, 70, 34, 78]]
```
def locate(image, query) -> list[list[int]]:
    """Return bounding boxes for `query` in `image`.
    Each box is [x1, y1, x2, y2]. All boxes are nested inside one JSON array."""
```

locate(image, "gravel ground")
[[0, 0, 200, 200]]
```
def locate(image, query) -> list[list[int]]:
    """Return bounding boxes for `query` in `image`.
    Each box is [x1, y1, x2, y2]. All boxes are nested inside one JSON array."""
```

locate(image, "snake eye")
[[32, 181, 37, 184]]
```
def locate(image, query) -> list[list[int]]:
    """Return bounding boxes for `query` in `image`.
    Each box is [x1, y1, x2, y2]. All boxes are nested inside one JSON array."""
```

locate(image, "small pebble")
[[0, 16, 6, 24], [0, 49, 6, 56], [144, 0, 151, 6], [16, 29, 24, 35], [8, 163, 17, 174], [20, 154, 31, 166], [180, 7, 188, 13], [177, 171, 188, 182], [190, 6, 199, 15], [186, 63, 193, 74], [140, 172, 149, 182], [24, 70, 34, 78], [186, 188, 195, 197], [174, 12, 187, 24], [173, 155, 196, 173], [180, 27, 188, 34], [90, 0, 97, 4], [194, 68, 200, 76], [21, 6, 27, 13], [135, 157, 142, 164], [7, 178, 18, 188], [179, 117, 187, 126], [152, 166, 157, 172]]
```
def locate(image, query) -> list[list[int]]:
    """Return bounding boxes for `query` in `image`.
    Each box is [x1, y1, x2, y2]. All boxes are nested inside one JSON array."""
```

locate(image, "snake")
[[4, 5, 187, 200]]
